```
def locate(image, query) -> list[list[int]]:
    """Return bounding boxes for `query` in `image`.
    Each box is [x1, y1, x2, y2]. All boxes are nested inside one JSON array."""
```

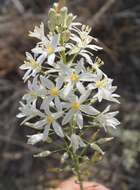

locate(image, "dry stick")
[[11, 0, 25, 14], [88, 0, 118, 63], [88, 0, 116, 26]]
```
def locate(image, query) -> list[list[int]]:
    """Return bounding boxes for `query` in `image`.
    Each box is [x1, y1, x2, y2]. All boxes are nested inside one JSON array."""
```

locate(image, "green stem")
[[72, 151, 84, 190], [69, 119, 84, 190]]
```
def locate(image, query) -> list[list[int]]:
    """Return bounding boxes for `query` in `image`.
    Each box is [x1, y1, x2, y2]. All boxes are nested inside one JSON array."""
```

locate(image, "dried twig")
[[11, 0, 25, 14], [88, 0, 116, 26]]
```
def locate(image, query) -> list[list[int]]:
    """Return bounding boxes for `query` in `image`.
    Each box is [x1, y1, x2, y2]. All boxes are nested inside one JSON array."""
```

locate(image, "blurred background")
[[0, 0, 140, 189]]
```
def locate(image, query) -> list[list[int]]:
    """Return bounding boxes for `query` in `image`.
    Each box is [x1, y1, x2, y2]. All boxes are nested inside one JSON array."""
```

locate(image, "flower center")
[[95, 80, 106, 88], [50, 87, 59, 96], [47, 45, 54, 55], [71, 102, 80, 111], [70, 72, 79, 82], [30, 91, 37, 97], [26, 59, 41, 70], [47, 115, 54, 125]]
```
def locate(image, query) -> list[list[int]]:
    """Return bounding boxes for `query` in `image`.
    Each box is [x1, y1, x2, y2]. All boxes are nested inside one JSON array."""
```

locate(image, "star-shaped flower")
[[32, 34, 64, 65], [95, 105, 120, 131], [88, 69, 120, 103], [40, 76, 64, 111], [23, 76, 46, 103], [62, 92, 99, 129], [20, 52, 44, 81], [60, 59, 95, 96]]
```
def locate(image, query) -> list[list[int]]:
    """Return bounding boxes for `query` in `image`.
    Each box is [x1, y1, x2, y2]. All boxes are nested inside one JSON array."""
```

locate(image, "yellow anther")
[[71, 102, 80, 111], [25, 59, 41, 70], [70, 72, 79, 82], [30, 91, 37, 97], [50, 87, 59, 96], [95, 80, 106, 88], [47, 115, 54, 125], [47, 45, 54, 55]]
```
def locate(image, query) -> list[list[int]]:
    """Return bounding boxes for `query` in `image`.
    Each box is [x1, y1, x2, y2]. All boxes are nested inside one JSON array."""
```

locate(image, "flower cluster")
[[17, 3, 120, 158]]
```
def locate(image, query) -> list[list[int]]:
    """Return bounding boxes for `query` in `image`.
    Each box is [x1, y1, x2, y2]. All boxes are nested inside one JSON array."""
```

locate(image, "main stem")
[[72, 151, 84, 190], [70, 119, 84, 190]]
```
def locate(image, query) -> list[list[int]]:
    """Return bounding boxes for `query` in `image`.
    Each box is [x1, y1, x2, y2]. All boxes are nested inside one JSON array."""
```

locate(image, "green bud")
[[60, 7, 68, 18], [56, 14, 62, 26], [53, 3, 58, 10], [91, 129, 100, 141], [49, 8, 56, 21], [62, 30, 71, 42], [48, 21, 55, 33], [66, 13, 74, 27], [60, 7, 68, 26], [90, 143, 105, 155], [91, 152, 103, 163]]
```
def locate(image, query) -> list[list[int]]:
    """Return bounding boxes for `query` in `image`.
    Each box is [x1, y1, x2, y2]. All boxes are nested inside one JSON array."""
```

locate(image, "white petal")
[[40, 76, 54, 89], [41, 97, 53, 112], [27, 133, 43, 145], [76, 111, 83, 129], [52, 122, 64, 138], [62, 110, 74, 125], [87, 44, 103, 51], [79, 90, 91, 103], [76, 82, 85, 94], [63, 83, 73, 97], [80, 73, 95, 82], [56, 77, 63, 89], [34, 120, 46, 129], [80, 52, 93, 65], [81, 105, 99, 115], [53, 112, 63, 120], [48, 54, 55, 65], [37, 53, 47, 64], [70, 134, 85, 152], [55, 97, 62, 111], [43, 125, 50, 141]]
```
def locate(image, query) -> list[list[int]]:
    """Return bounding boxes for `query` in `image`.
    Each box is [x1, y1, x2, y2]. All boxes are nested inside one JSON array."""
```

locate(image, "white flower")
[[95, 105, 120, 131], [29, 22, 45, 40], [70, 134, 86, 152], [62, 92, 99, 129], [88, 69, 120, 103], [67, 25, 102, 65], [20, 52, 43, 81], [32, 34, 64, 65], [17, 101, 43, 125], [23, 76, 46, 103], [60, 59, 95, 96], [40, 76, 64, 111], [33, 106, 64, 141], [27, 133, 43, 145]]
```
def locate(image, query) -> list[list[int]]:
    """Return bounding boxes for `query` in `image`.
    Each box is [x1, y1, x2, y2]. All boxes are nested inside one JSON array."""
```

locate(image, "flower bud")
[[48, 8, 57, 23], [96, 137, 114, 145], [60, 7, 68, 26], [90, 143, 105, 155], [61, 152, 69, 163], [62, 30, 71, 42], [66, 13, 74, 27], [34, 150, 51, 158]]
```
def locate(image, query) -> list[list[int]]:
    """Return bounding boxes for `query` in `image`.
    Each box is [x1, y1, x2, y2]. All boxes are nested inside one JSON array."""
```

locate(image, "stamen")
[[71, 72, 79, 82], [71, 102, 80, 111], [50, 87, 59, 96], [47, 115, 54, 124]]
